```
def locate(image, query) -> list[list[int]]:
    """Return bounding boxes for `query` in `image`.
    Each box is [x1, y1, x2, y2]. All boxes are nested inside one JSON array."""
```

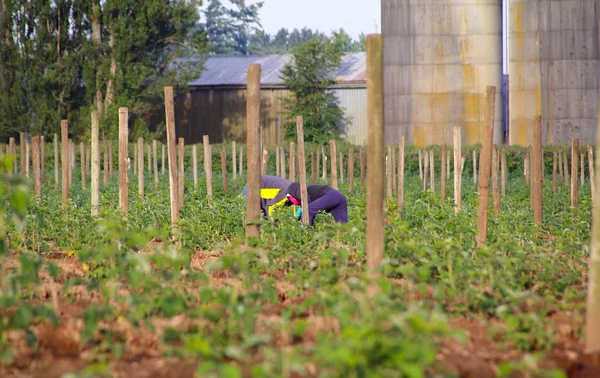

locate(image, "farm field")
[[0, 145, 599, 378]]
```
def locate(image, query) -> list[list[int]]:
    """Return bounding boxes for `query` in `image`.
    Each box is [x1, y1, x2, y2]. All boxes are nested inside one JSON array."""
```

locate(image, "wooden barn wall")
[[149, 87, 368, 146]]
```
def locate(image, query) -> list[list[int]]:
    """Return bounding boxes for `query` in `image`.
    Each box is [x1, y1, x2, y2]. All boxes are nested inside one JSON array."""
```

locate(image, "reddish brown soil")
[[2, 252, 600, 378]]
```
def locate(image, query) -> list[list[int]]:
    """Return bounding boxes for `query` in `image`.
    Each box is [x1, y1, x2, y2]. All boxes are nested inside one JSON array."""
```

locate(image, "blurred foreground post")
[[246, 64, 261, 241], [475, 86, 495, 248], [366, 34, 384, 272]]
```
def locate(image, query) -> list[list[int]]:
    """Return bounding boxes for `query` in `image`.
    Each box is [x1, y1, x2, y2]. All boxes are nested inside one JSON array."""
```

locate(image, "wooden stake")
[[53, 133, 60, 188], [203, 135, 213, 198], [164, 87, 180, 229], [138, 137, 144, 197], [349, 148, 355, 194], [552, 151, 557, 195], [581, 151, 585, 186], [476, 86, 496, 248], [339, 151, 344, 185], [153, 140, 158, 188], [454, 128, 462, 213], [447, 147, 451, 180], [366, 34, 384, 272], [261, 148, 268, 176], [572, 139, 579, 215], [91, 111, 100, 216], [330, 140, 337, 189], [20, 132, 25, 176], [532, 116, 542, 223], [221, 147, 229, 194], [360, 147, 365, 187], [41, 136, 46, 184], [178, 138, 185, 206], [80, 142, 86, 189], [32, 136, 41, 198], [429, 150, 435, 193], [232, 141, 237, 181], [585, 118, 600, 353], [118, 108, 129, 214], [473, 150, 477, 185], [423, 150, 429, 191], [589, 145, 595, 204], [390, 146, 395, 192], [296, 116, 310, 224], [25, 141, 30, 177], [290, 142, 296, 181], [492, 146, 501, 215], [387, 147, 393, 198], [418, 149, 423, 181], [246, 63, 261, 241], [501, 149, 507, 197], [311, 151, 316, 185], [441, 143, 447, 200], [398, 137, 405, 212], [61, 121, 69, 207], [193, 144, 198, 188]]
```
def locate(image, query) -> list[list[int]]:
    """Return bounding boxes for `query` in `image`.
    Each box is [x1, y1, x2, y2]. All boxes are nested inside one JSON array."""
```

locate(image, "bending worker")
[[242, 175, 292, 217], [283, 182, 348, 227]]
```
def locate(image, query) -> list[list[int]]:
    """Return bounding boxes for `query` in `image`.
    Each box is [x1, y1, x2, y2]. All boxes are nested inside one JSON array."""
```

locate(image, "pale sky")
[[201, 0, 381, 40]]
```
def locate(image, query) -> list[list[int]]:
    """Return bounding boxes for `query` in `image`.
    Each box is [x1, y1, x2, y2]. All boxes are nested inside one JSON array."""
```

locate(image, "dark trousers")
[[308, 189, 348, 226]]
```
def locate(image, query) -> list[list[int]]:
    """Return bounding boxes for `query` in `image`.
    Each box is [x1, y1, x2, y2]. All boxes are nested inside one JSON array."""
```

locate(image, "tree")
[[280, 35, 346, 143]]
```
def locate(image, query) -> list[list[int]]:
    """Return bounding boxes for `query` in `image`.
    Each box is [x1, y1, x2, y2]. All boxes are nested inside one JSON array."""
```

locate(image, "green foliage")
[[280, 36, 346, 143]]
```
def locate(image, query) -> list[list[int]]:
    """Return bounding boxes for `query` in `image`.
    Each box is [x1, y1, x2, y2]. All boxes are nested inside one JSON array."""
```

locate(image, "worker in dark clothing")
[[242, 175, 292, 217], [283, 182, 348, 227]]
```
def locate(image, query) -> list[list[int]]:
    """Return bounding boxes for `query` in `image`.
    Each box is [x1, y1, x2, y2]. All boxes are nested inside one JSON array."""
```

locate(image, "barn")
[[168, 53, 367, 146]]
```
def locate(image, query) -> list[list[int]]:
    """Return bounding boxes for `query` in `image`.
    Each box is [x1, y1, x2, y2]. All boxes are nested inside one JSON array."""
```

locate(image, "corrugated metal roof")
[[188, 52, 366, 87]]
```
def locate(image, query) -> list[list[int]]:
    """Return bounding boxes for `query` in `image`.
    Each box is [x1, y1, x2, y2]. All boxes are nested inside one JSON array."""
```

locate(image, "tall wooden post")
[[80, 142, 86, 189], [366, 34, 384, 272], [138, 137, 144, 197], [441, 143, 447, 200], [40, 136, 46, 184], [25, 140, 30, 177], [492, 146, 501, 215], [360, 147, 365, 187], [349, 148, 355, 194], [475, 86, 496, 248], [32, 136, 41, 198], [531, 116, 543, 223], [296, 116, 310, 224], [572, 139, 579, 215], [147, 144, 152, 173], [330, 140, 337, 189], [423, 150, 429, 191], [386, 146, 393, 198], [501, 149, 507, 197], [61, 121, 69, 207], [221, 147, 229, 194], [589, 145, 595, 204], [454, 127, 462, 213], [398, 137, 405, 212], [311, 151, 316, 185], [119, 108, 129, 214], [290, 142, 296, 181], [178, 138, 185, 206], [584, 113, 600, 353], [91, 111, 100, 216], [581, 151, 585, 186], [193, 144, 198, 188], [429, 150, 435, 193], [164, 87, 180, 229], [204, 135, 213, 198], [53, 134, 58, 186], [552, 151, 557, 195], [261, 148, 268, 176], [246, 63, 261, 241], [20, 132, 25, 176], [232, 141, 237, 181], [153, 140, 158, 189], [418, 150, 423, 181]]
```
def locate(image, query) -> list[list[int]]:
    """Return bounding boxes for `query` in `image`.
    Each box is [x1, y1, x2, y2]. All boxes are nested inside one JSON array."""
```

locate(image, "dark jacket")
[[284, 183, 332, 204]]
